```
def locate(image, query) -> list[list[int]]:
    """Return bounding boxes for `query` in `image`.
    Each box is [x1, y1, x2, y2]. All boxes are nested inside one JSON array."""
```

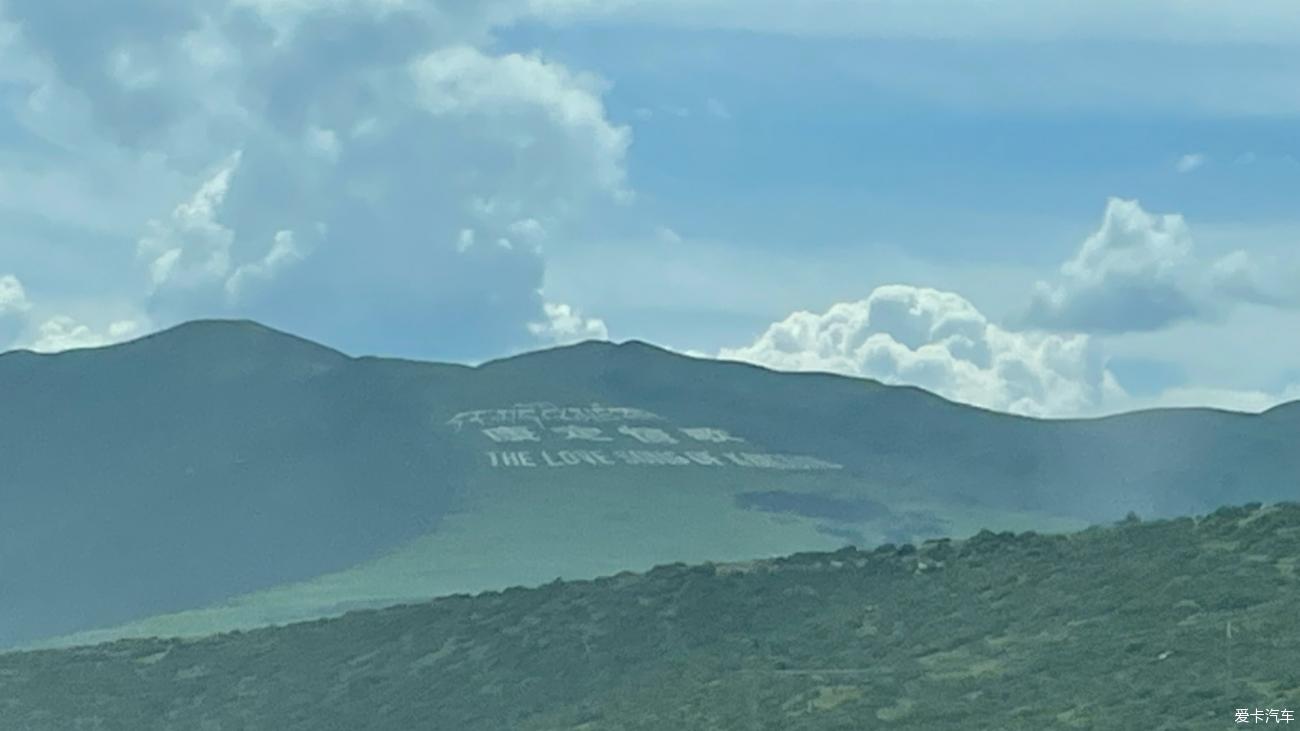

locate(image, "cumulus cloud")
[[721, 285, 1124, 418], [528, 301, 609, 344], [26, 316, 142, 354], [411, 45, 630, 199], [137, 154, 237, 293], [0, 273, 145, 353], [0, 0, 632, 359], [0, 274, 32, 316], [225, 230, 307, 301], [1205, 249, 1300, 308], [0, 274, 33, 347], [135, 153, 310, 310], [1021, 198, 1288, 334]]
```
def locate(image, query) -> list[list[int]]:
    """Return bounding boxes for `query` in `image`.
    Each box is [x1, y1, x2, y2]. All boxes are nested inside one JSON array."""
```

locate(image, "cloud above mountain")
[[1020, 198, 1291, 334], [26, 316, 142, 353], [0, 0, 1295, 416], [136, 152, 309, 310], [717, 198, 1299, 416], [0, 0, 628, 358], [0, 272, 142, 353], [721, 285, 1124, 418], [527, 301, 609, 345], [0, 274, 30, 316], [0, 274, 30, 345]]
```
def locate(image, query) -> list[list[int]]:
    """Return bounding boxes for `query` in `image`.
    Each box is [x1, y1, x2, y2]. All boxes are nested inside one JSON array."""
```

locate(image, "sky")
[[0, 0, 1297, 418]]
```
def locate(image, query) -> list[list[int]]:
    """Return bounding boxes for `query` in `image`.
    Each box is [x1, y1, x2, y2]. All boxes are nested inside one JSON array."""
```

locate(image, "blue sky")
[[0, 0, 1297, 416]]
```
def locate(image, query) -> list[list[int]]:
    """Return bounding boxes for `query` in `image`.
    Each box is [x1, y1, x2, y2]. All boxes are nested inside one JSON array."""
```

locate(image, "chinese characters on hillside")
[[447, 403, 664, 432], [445, 402, 842, 472]]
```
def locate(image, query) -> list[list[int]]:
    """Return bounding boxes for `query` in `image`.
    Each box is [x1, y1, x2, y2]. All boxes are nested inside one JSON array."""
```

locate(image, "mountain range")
[[2, 320, 1297, 649]]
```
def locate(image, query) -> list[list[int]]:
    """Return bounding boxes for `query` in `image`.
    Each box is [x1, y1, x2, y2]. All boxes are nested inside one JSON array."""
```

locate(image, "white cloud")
[[1021, 198, 1289, 334], [528, 301, 609, 344], [225, 230, 307, 302], [1207, 249, 1289, 306], [0, 274, 33, 348], [137, 153, 241, 292], [1124, 383, 1300, 415], [0, 274, 33, 316], [456, 228, 477, 253], [1175, 153, 1207, 173], [508, 218, 547, 245], [135, 154, 308, 307], [26, 316, 142, 353], [0, 273, 146, 353], [0, 0, 633, 358], [410, 45, 631, 200], [721, 285, 1124, 418]]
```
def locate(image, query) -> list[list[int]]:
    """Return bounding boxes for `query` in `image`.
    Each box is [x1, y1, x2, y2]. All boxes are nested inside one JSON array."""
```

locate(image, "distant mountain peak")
[[615, 339, 683, 355], [147, 318, 315, 343], [476, 337, 682, 370]]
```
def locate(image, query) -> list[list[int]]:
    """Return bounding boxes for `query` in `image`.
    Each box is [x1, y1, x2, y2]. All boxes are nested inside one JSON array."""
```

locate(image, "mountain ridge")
[[5, 319, 1295, 420], [3, 318, 1296, 650]]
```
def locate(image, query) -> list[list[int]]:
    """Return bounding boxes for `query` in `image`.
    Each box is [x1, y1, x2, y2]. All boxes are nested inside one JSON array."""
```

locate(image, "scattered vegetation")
[[3, 502, 1298, 729]]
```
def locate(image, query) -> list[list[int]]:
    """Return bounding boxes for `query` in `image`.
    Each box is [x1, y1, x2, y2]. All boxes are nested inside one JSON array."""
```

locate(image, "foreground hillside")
[[3, 502, 1297, 730]]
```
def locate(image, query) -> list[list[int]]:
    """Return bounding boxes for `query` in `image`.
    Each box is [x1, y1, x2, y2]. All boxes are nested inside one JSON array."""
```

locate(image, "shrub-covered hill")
[[3, 503, 1298, 730]]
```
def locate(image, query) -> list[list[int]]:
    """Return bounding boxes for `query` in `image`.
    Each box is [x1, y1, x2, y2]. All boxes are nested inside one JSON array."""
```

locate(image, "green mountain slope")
[[0, 321, 479, 648], [2, 320, 1297, 649], [2, 502, 1297, 730]]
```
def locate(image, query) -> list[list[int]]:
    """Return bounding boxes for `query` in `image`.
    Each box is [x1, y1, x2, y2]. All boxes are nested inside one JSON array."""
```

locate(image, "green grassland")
[[4, 502, 1295, 730], [37, 468, 1085, 648]]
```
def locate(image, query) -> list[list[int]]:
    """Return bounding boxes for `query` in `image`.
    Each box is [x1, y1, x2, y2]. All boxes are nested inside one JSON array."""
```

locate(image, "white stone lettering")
[[684, 451, 725, 466], [722, 452, 843, 470], [680, 427, 744, 443], [613, 450, 692, 466], [617, 426, 678, 445], [551, 425, 612, 442], [449, 403, 664, 431], [512, 404, 542, 427], [483, 426, 541, 443], [488, 450, 538, 467], [447, 410, 490, 432], [540, 450, 617, 467], [487, 449, 839, 470]]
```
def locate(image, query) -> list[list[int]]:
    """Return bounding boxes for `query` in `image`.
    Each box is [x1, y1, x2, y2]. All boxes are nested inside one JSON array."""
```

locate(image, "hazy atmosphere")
[[1, 1, 1298, 418], [3, 4, 1299, 729]]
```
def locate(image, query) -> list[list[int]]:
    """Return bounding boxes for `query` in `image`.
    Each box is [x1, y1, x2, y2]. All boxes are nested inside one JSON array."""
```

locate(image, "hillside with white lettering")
[[3, 320, 1297, 649]]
